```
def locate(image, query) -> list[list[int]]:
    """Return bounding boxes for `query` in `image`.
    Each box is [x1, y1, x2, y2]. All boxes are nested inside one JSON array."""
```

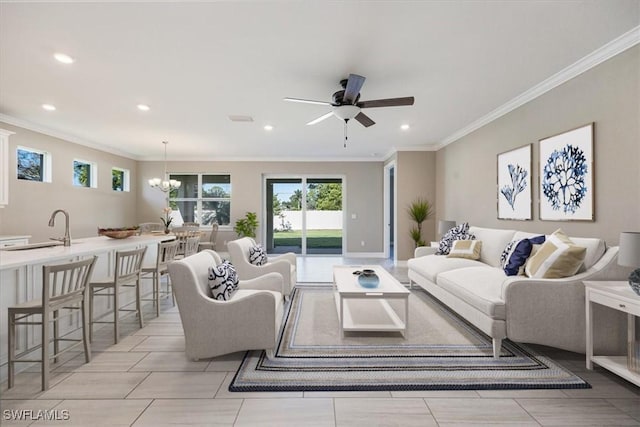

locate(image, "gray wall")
[[395, 151, 437, 260], [0, 123, 139, 243], [436, 46, 640, 245], [137, 160, 384, 254]]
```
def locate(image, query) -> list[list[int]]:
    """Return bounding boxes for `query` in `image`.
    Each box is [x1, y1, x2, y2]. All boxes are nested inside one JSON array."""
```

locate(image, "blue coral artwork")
[[539, 123, 594, 221], [497, 144, 532, 220]]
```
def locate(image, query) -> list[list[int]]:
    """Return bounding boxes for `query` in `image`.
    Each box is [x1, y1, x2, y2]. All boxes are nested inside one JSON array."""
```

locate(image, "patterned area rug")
[[230, 286, 590, 391]]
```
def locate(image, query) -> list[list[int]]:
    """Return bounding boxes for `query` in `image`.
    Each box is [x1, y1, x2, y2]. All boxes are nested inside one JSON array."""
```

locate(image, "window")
[[73, 159, 97, 188], [112, 167, 130, 192], [169, 173, 231, 226], [17, 146, 51, 182]]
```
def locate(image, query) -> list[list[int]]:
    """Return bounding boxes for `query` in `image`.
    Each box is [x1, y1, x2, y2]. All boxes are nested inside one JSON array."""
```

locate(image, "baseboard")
[[344, 252, 387, 258]]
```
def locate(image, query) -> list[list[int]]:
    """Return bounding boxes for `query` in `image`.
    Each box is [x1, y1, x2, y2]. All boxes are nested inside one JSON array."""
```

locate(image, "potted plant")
[[234, 212, 258, 238], [407, 198, 433, 248], [160, 207, 173, 234]]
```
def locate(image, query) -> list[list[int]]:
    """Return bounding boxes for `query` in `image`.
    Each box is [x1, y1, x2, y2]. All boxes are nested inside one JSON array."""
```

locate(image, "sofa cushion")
[[436, 267, 507, 319], [468, 226, 516, 267], [500, 235, 545, 276], [448, 240, 482, 260], [408, 254, 485, 283], [525, 229, 587, 278], [570, 237, 605, 271], [437, 222, 475, 255]]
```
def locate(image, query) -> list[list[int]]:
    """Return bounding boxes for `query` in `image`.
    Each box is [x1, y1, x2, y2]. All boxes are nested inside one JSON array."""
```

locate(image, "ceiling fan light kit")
[[285, 73, 415, 147]]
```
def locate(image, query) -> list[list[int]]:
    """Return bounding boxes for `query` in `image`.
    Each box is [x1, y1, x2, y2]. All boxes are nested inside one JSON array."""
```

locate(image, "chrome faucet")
[[48, 209, 71, 246]]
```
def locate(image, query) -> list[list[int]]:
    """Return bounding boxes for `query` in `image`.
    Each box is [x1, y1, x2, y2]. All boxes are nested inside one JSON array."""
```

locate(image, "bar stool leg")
[[8, 311, 15, 389], [53, 309, 59, 364], [136, 278, 144, 328], [113, 283, 120, 344], [154, 272, 160, 317], [82, 296, 91, 363], [89, 287, 94, 342], [41, 311, 50, 391]]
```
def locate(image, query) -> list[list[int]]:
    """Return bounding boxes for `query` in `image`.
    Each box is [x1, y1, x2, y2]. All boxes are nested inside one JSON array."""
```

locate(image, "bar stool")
[[8, 256, 97, 391], [141, 240, 179, 316], [177, 236, 200, 259], [89, 247, 147, 344]]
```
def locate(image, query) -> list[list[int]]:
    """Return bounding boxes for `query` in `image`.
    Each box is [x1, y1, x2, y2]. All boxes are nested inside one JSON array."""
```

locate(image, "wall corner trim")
[[435, 25, 640, 151]]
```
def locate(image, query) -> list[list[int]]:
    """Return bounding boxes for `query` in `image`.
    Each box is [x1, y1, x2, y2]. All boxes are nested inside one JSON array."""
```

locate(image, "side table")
[[584, 280, 640, 386]]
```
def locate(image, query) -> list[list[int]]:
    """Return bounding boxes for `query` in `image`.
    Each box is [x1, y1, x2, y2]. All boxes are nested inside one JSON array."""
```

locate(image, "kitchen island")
[[0, 234, 175, 383]]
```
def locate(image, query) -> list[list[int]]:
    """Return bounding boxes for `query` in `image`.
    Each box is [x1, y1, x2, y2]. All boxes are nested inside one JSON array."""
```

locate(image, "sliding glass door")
[[265, 177, 343, 255]]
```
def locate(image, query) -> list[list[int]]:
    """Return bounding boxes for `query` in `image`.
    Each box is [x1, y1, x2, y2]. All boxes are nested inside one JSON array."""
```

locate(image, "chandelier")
[[148, 141, 181, 192]]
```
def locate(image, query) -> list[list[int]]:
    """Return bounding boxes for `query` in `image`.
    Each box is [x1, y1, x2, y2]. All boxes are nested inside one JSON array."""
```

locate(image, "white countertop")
[[0, 235, 173, 270], [0, 235, 31, 241]]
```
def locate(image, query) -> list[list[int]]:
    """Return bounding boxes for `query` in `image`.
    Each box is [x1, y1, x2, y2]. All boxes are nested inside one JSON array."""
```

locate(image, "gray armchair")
[[167, 250, 284, 360]]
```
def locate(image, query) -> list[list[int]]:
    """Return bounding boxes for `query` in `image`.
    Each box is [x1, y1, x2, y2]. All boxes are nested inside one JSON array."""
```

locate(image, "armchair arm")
[[269, 252, 296, 266], [239, 272, 284, 294], [414, 246, 438, 258], [241, 259, 291, 283]]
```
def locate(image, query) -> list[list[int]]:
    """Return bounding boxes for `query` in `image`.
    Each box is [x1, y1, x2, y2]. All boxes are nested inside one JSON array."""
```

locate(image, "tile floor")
[[1, 257, 639, 426]]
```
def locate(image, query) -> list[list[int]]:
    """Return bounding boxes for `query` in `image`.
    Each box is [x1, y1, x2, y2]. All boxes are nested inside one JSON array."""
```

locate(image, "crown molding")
[[0, 113, 142, 160], [436, 25, 640, 150], [151, 155, 386, 162]]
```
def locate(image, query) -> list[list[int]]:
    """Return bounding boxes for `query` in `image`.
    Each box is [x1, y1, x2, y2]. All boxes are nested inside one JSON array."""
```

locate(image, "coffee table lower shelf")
[[334, 293, 406, 336], [591, 356, 640, 387]]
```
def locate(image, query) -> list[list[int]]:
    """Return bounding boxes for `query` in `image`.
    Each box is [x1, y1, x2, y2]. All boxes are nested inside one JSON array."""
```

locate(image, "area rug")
[[230, 286, 590, 391]]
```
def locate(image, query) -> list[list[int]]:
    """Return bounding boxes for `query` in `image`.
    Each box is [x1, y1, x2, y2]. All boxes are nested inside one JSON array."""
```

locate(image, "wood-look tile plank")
[[425, 397, 539, 425], [517, 397, 640, 426], [38, 373, 149, 399], [127, 372, 226, 399], [334, 398, 436, 426], [234, 398, 335, 427], [132, 398, 242, 426], [31, 399, 152, 426]]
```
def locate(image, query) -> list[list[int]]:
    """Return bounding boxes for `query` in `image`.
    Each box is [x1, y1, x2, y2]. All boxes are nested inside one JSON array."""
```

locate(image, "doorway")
[[265, 176, 344, 255], [384, 162, 396, 262]]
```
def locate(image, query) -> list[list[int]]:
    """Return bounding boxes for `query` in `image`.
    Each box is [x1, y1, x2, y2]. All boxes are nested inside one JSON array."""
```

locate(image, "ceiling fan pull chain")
[[344, 120, 348, 148]]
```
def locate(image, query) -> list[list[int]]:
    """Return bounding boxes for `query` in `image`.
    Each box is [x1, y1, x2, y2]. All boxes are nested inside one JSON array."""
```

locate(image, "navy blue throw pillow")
[[500, 235, 546, 276]]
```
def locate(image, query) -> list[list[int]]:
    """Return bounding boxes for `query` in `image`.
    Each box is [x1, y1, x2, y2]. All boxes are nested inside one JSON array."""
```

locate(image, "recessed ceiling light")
[[137, 104, 150, 111], [400, 124, 410, 131], [264, 125, 274, 131], [54, 53, 74, 64], [42, 104, 56, 111]]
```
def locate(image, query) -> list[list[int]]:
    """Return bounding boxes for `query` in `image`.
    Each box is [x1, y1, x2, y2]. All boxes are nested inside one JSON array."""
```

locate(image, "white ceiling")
[[0, 1, 638, 161]]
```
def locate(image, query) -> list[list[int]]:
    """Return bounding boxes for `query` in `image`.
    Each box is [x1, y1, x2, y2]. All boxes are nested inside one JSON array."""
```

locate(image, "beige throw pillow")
[[524, 229, 586, 278], [447, 240, 482, 260]]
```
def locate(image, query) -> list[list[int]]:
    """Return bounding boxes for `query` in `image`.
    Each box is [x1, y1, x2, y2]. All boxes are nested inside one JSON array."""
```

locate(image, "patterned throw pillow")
[[525, 229, 586, 279], [437, 222, 476, 255], [208, 260, 239, 301], [500, 235, 545, 276], [248, 244, 268, 266], [447, 240, 482, 260]]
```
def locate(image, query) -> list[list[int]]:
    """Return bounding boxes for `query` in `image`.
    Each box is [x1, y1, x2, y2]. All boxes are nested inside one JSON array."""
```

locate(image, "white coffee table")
[[332, 265, 410, 337]]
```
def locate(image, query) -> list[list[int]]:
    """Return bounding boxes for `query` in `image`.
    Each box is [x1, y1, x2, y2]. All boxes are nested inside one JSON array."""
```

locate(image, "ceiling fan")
[[284, 74, 415, 128]]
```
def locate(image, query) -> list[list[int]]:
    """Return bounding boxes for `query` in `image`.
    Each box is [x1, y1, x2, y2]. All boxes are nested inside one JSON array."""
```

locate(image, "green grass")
[[273, 229, 342, 248]]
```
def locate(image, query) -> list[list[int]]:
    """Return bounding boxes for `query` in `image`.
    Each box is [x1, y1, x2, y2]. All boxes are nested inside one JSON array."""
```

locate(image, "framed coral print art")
[[497, 144, 532, 220], [539, 123, 594, 221]]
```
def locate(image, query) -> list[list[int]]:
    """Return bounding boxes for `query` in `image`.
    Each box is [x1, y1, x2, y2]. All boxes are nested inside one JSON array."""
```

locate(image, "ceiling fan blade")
[[354, 112, 375, 128], [283, 97, 333, 106], [343, 74, 366, 104], [357, 96, 415, 108], [306, 111, 334, 126]]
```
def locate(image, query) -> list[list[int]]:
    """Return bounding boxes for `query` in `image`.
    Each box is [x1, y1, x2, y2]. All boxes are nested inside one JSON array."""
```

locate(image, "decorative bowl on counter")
[[98, 227, 140, 239]]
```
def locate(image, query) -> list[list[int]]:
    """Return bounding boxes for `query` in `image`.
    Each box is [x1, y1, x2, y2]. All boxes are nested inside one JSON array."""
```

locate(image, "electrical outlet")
[[361, 240, 365, 247]]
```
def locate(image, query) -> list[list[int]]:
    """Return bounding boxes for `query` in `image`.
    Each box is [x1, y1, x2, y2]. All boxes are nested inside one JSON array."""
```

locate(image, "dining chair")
[[141, 240, 180, 316], [198, 223, 219, 251], [88, 247, 147, 344], [8, 256, 97, 390]]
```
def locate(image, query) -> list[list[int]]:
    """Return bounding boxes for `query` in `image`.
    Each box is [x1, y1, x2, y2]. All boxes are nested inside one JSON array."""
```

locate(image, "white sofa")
[[408, 226, 627, 358]]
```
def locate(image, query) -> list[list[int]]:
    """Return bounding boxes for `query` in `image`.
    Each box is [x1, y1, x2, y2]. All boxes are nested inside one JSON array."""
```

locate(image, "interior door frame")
[[262, 174, 347, 256], [383, 161, 397, 263]]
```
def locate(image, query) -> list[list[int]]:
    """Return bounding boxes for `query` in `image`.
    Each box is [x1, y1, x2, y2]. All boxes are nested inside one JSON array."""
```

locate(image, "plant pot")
[[164, 228, 170, 234]]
